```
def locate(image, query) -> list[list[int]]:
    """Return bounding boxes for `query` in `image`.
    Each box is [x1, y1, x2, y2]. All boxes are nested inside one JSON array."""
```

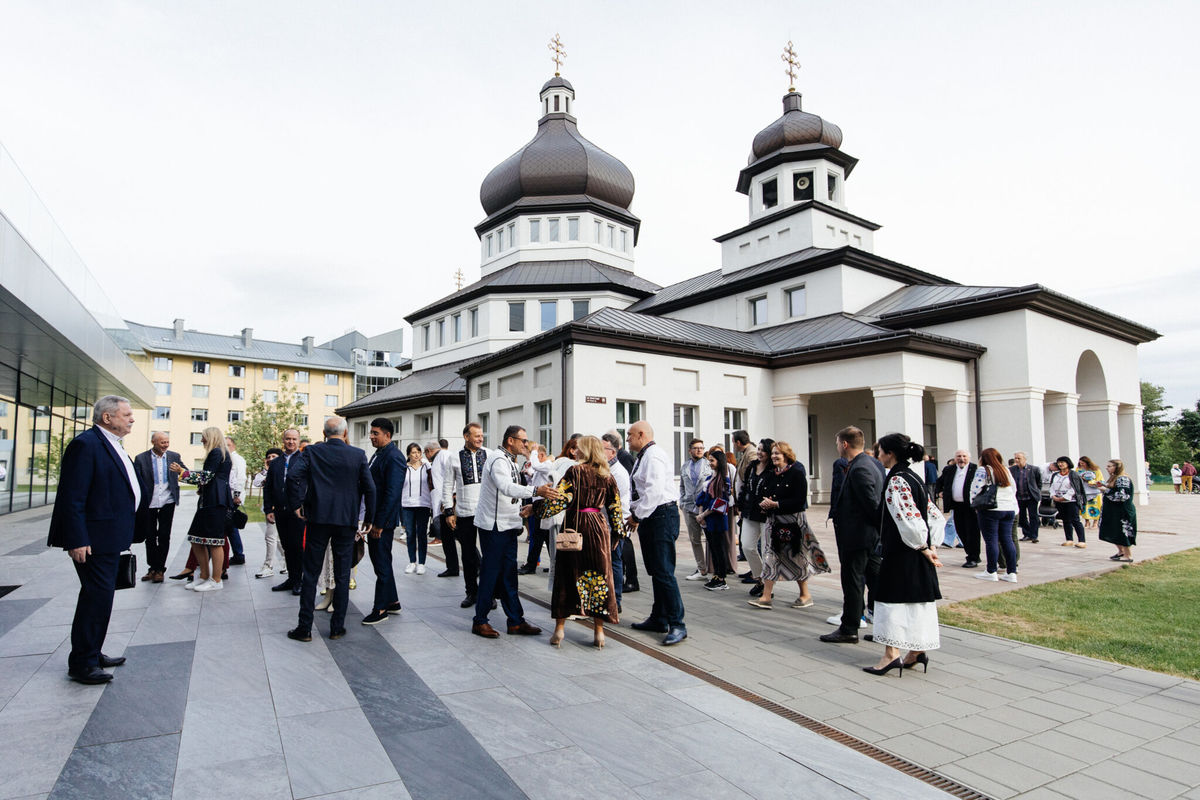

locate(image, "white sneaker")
[[825, 614, 868, 629], [255, 566, 274, 579], [685, 571, 708, 581], [999, 573, 1018, 583], [194, 580, 222, 592], [186, 579, 208, 591], [404, 563, 417, 574], [416, 564, 426, 575], [975, 571, 999, 582]]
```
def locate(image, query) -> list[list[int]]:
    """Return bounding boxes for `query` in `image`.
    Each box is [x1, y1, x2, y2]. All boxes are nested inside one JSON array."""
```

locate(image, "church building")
[[339, 58, 1157, 504]]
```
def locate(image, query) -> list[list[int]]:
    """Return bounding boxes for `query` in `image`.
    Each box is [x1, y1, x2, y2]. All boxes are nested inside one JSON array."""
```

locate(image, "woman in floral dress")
[[540, 436, 625, 648], [1098, 458, 1137, 563], [1076, 456, 1104, 529]]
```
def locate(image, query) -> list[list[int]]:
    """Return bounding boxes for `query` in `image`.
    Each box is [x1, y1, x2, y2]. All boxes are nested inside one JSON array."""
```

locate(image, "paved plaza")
[[0, 494, 1197, 800]]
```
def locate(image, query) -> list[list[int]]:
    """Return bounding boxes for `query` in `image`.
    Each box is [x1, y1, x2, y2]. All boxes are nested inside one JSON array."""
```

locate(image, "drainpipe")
[[560, 340, 573, 447], [972, 357, 983, 456]]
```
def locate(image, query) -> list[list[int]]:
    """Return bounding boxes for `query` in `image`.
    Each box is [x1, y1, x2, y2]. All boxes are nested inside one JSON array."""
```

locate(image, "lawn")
[[940, 548, 1200, 680]]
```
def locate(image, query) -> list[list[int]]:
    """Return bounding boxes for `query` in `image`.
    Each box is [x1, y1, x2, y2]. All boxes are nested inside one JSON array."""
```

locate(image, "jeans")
[[228, 526, 244, 556], [612, 539, 624, 605], [399, 506, 430, 564], [704, 524, 731, 578], [740, 518, 765, 579], [474, 526, 524, 627], [637, 503, 685, 628], [1056, 501, 1085, 542], [368, 527, 398, 612], [978, 509, 1018, 574], [619, 535, 639, 590], [1017, 496, 1040, 541], [142, 503, 176, 572], [297, 523, 354, 634]]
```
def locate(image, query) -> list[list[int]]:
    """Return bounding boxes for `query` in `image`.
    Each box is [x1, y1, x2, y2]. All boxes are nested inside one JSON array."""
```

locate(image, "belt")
[[580, 507, 602, 513]]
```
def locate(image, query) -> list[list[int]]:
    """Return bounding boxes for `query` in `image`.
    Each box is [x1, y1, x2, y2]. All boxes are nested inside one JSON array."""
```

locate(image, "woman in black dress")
[[173, 427, 233, 593]]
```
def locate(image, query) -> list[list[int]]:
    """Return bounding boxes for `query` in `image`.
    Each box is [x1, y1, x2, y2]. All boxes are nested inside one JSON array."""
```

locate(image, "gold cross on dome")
[[781, 41, 800, 91], [548, 34, 567, 76]]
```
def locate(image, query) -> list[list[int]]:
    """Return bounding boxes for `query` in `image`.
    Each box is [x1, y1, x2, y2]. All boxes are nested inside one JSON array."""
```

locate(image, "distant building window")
[[325, 394, 338, 406], [486, 234, 493, 257], [153, 406, 170, 420], [540, 300, 557, 331], [568, 217, 579, 240], [469, 307, 479, 337], [621, 229, 628, 252], [263, 367, 279, 380], [549, 218, 560, 242], [228, 387, 244, 400], [295, 370, 309, 383], [615, 400, 643, 449], [298, 414, 308, 426], [453, 313, 462, 342], [787, 286, 807, 318], [749, 296, 767, 326], [154, 382, 172, 396], [536, 401, 553, 454], [190, 433, 204, 446], [192, 385, 209, 399], [417, 414, 433, 434], [437, 318, 446, 347], [498, 227, 505, 250], [508, 222, 516, 247], [478, 382, 491, 401], [607, 224, 615, 248], [723, 408, 747, 451], [153, 357, 172, 371], [422, 324, 430, 351], [594, 219, 602, 242], [191, 408, 208, 422], [530, 219, 541, 242], [228, 364, 244, 378], [572, 299, 590, 320], [227, 410, 243, 424], [509, 302, 525, 332], [478, 413, 489, 447], [762, 178, 778, 209], [324, 373, 338, 386], [295, 392, 308, 405], [192, 360, 209, 374], [262, 390, 277, 403]]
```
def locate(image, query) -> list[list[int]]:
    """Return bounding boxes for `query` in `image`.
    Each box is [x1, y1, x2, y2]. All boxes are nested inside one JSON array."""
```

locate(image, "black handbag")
[[970, 468, 998, 510], [116, 551, 137, 590], [227, 506, 249, 529]]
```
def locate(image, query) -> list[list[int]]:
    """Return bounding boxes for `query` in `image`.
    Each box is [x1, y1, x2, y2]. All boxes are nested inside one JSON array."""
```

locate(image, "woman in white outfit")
[[400, 442, 433, 574]]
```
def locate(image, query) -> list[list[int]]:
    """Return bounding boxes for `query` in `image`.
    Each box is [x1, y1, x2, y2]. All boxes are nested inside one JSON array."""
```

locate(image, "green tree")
[[1141, 381, 1172, 434], [228, 374, 305, 479], [32, 433, 64, 482], [1177, 400, 1200, 458]]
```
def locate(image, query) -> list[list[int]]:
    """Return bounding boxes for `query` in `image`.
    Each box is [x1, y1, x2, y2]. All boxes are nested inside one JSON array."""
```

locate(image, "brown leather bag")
[[555, 527, 582, 551]]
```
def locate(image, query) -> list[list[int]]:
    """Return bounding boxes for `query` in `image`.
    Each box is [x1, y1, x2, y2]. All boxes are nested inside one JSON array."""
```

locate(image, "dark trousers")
[[1017, 496, 1040, 541], [369, 527, 399, 612], [1056, 501, 1085, 542], [952, 503, 981, 562], [637, 503, 685, 629], [978, 509, 1018, 574], [298, 523, 354, 634], [456, 516, 480, 595], [438, 513, 459, 573], [836, 542, 880, 636], [143, 504, 176, 572], [228, 526, 244, 556], [277, 513, 305, 586], [69, 551, 120, 673], [612, 539, 624, 605], [619, 536, 639, 589], [524, 521, 548, 568], [400, 506, 430, 564], [704, 526, 731, 578], [474, 526, 524, 627]]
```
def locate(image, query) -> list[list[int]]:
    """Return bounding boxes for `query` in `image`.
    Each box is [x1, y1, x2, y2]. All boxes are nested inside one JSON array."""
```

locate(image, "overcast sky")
[[2, 1, 1197, 411]]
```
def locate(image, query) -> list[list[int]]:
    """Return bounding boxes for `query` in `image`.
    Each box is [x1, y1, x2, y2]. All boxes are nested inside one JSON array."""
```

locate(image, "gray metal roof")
[[857, 285, 1015, 318], [337, 356, 481, 415], [751, 92, 843, 163], [124, 322, 353, 370]]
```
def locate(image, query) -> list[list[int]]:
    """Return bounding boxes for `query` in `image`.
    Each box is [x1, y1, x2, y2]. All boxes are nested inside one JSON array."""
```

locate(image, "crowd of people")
[[46, 394, 1141, 685]]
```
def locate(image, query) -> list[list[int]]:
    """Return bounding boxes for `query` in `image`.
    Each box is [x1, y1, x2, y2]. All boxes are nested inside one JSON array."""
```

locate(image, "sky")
[[1, 1, 1197, 412]]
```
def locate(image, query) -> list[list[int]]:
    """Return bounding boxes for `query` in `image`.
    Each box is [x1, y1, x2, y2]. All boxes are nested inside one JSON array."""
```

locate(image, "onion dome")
[[749, 92, 843, 164]]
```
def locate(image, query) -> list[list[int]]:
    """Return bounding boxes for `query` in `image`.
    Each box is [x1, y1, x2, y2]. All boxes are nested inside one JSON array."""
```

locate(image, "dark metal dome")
[[540, 75, 574, 93], [749, 92, 843, 164]]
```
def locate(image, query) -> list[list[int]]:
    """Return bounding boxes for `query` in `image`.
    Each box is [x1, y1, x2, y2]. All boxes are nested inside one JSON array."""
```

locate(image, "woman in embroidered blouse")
[[1076, 456, 1104, 529], [695, 449, 733, 591], [866, 433, 945, 677], [400, 442, 432, 574], [1098, 459, 1137, 562], [174, 427, 232, 593], [1050, 457, 1089, 547], [968, 448, 1019, 583], [540, 436, 624, 649]]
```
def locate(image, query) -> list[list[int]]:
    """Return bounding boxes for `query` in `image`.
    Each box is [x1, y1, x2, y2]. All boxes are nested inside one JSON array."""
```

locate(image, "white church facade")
[[339, 69, 1156, 504]]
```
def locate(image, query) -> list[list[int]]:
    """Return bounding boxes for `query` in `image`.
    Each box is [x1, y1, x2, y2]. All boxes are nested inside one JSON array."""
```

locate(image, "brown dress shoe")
[[140, 571, 155, 582], [151, 571, 164, 583], [472, 623, 501, 639], [507, 622, 542, 636]]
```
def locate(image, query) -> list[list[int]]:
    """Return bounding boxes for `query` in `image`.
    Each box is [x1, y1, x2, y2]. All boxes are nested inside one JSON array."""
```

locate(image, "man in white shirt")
[[626, 420, 687, 646], [443, 422, 489, 605], [470, 424, 560, 638], [602, 433, 638, 604], [225, 436, 247, 566], [133, 432, 184, 582], [935, 449, 981, 568]]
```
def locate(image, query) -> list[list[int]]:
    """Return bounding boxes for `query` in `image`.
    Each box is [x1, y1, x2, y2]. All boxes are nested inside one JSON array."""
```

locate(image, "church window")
[[565, 97, 570, 114], [540, 300, 557, 331], [537, 402, 554, 454], [572, 299, 590, 320], [762, 178, 778, 209], [549, 218, 560, 241], [453, 313, 462, 342], [530, 219, 541, 242], [509, 302, 525, 332], [787, 286, 807, 318], [793, 171, 814, 202], [594, 219, 602, 241], [544, 98, 549, 115], [554, 95, 560, 112], [437, 318, 446, 347], [422, 325, 430, 351], [486, 234, 493, 257], [827, 173, 838, 202], [607, 224, 615, 248], [498, 227, 505, 250], [508, 223, 516, 247], [568, 217, 579, 240], [620, 229, 628, 252], [749, 296, 767, 326], [469, 307, 479, 337]]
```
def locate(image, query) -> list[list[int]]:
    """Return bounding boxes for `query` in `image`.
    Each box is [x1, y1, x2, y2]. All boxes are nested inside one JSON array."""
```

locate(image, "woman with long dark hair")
[[1050, 456, 1089, 547], [695, 449, 733, 591], [1076, 455, 1104, 530], [969, 448, 1019, 582], [400, 442, 433, 574], [864, 433, 945, 676], [1098, 458, 1137, 562], [738, 438, 775, 597]]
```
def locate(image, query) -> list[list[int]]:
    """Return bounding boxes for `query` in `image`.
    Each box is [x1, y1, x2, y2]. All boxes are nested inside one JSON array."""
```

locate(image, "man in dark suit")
[[821, 426, 881, 644], [1010, 452, 1044, 544], [133, 431, 183, 583], [362, 417, 404, 625], [935, 449, 981, 568], [48, 396, 141, 684], [285, 416, 375, 641], [263, 428, 304, 594]]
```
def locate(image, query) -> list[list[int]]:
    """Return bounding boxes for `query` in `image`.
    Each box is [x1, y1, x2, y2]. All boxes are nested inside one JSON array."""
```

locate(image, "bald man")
[[936, 450, 981, 568], [626, 421, 686, 646]]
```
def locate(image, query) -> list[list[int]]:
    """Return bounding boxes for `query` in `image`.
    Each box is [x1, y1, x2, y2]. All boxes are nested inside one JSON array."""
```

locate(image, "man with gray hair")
[[133, 431, 183, 582], [285, 416, 376, 641], [49, 395, 140, 684]]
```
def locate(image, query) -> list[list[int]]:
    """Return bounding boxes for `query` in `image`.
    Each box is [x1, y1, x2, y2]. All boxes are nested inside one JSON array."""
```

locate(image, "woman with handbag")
[[968, 448, 1019, 582], [539, 436, 624, 648], [747, 442, 829, 610], [172, 427, 232, 593], [695, 449, 734, 591], [738, 438, 775, 597], [1050, 457, 1089, 547]]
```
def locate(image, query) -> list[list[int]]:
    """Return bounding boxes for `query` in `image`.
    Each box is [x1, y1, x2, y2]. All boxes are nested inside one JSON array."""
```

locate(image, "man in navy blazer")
[[263, 428, 304, 594], [285, 416, 375, 641], [48, 396, 141, 684], [362, 417, 405, 625], [133, 431, 184, 582], [936, 450, 982, 568], [822, 426, 882, 644]]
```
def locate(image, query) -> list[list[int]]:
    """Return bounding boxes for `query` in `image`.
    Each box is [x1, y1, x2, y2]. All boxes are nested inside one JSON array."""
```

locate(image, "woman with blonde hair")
[[539, 435, 624, 648], [1076, 456, 1104, 529], [1098, 459, 1137, 562], [172, 427, 233, 592]]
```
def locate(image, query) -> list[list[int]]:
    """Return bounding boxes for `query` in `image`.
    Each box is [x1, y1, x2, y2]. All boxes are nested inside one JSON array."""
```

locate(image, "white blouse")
[[402, 462, 432, 508], [1050, 472, 1075, 502], [969, 465, 1018, 512], [884, 470, 947, 550]]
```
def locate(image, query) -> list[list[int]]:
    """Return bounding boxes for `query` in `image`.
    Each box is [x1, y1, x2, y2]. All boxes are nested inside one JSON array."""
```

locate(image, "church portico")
[[978, 386, 1047, 464], [1043, 391, 1081, 463]]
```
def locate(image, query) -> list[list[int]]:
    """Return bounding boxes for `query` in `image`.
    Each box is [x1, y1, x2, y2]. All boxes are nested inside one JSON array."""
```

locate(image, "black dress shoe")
[[740, 574, 758, 584], [517, 564, 537, 575], [622, 583, 640, 593], [662, 627, 688, 646], [98, 653, 126, 668], [631, 619, 668, 633], [329, 628, 347, 640], [291, 587, 302, 596], [749, 582, 764, 597], [228, 554, 246, 565], [386, 601, 402, 612], [69, 667, 113, 685], [271, 580, 294, 592], [286, 627, 312, 642], [460, 595, 477, 609], [819, 631, 859, 644], [437, 569, 459, 578], [962, 560, 980, 569]]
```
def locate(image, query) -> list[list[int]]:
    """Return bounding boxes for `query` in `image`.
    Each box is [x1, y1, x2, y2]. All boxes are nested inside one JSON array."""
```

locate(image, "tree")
[[228, 374, 306, 478], [1141, 381, 1172, 434], [1177, 400, 1200, 456]]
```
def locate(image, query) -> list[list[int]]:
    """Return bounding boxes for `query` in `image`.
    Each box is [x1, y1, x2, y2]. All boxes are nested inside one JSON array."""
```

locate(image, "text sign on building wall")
[[585, 396, 607, 404]]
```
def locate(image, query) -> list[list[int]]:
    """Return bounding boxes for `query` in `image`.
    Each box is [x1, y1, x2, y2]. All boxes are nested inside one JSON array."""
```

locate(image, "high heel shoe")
[[862, 658, 904, 677], [549, 630, 564, 648], [904, 652, 930, 673]]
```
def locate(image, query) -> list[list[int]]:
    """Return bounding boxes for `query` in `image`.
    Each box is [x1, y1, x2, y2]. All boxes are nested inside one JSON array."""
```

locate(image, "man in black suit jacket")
[[363, 417, 405, 625], [285, 416, 375, 641], [48, 396, 141, 684], [935, 450, 981, 568], [133, 431, 184, 582], [1010, 452, 1044, 543], [822, 426, 883, 644], [263, 428, 304, 593]]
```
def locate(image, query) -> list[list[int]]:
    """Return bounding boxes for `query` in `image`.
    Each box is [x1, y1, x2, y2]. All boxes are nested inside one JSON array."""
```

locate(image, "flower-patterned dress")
[[539, 464, 625, 622], [873, 467, 944, 652], [1098, 476, 1137, 547], [1078, 469, 1103, 520]]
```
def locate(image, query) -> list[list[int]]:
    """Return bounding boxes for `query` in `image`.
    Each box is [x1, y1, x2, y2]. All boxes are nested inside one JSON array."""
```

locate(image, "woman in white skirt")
[[864, 432, 946, 677]]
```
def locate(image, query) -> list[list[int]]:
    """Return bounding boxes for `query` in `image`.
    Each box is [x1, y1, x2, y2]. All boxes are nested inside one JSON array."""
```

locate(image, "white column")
[[771, 394, 810, 451], [1078, 399, 1120, 463], [1043, 392, 1079, 463], [978, 387, 1047, 464], [1118, 404, 1149, 506], [931, 389, 972, 462], [872, 382, 925, 441]]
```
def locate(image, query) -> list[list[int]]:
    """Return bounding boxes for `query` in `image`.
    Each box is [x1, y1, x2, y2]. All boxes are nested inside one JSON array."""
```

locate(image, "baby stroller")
[[1037, 491, 1059, 529]]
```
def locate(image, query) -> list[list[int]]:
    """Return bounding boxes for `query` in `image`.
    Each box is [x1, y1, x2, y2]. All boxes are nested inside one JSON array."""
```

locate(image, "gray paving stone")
[[382, 721, 528, 800], [950, 749, 1056, 792], [498, 745, 625, 800], [1010, 696, 1090, 723], [935, 762, 1019, 799], [1083, 709, 1176, 741], [48, 733, 178, 800], [440, 687, 573, 761], [910, 722, 996, 757], [943, 713, 1028, 745], [304, 781, 413, 799], [633, 770, 751, 800], [1077, 759, 1190, 799], [172, 752, 293, 800], [1114, 747, 1200, 787], [877, 732, 963, 768], [989, 738, 1089, 778], [278, 707, 400, 799]]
